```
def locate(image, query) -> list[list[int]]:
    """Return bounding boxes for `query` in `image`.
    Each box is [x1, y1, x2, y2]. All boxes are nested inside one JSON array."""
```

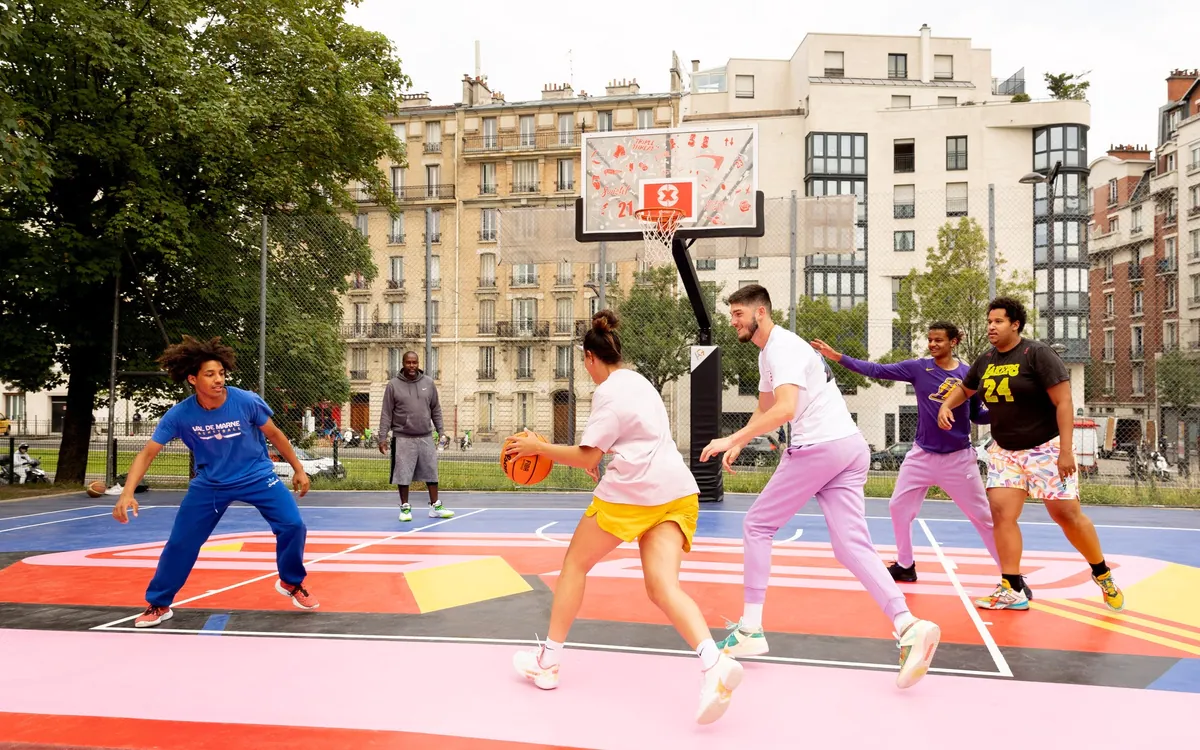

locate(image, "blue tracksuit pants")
[[145, 473, 308, 607]]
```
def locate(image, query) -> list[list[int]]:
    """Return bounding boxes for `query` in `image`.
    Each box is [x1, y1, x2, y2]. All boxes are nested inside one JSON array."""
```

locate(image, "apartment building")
[[1088, 69, 1200, 450], [679, 25, 1090, 451], [340, 74, 681, 443]]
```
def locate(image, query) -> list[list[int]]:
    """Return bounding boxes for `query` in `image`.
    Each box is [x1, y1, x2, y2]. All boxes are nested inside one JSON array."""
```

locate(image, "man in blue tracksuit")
[[113, 335, 318, 627]]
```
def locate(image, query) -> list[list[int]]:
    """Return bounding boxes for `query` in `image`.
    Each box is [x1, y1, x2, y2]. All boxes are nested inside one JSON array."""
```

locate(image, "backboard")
[[576, 124, 763, 243]]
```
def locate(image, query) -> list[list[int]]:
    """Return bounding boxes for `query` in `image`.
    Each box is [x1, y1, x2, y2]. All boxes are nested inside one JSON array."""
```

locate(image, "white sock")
[[539, 638, 563, 667], [741, 603, 764, 631], [893, 611, 917, 634], [696, 638, 720, 671]]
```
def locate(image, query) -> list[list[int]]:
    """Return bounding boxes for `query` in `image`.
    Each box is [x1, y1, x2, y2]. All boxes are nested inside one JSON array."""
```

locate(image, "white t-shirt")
[[580, 368, 699, 506], [759, 325, 860, 446]]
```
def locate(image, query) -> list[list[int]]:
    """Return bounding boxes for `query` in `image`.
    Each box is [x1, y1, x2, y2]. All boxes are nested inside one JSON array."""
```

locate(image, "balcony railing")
[[512, 181, 540, 194], [511, 274, 538, 287], [479, 229, 497, 241], [556, 180, 575, 192], [352, 185, 455, 202], [478, 277, 496, 289], [1128, 264, 1144, 280], [1159, 257, 1178, 274], [385, 278, 404, 290], [946, 152, 967, 170], [555, 274, 574, 286], [349, 370, 367, 380], [1103, 347, 1115, 361], [479, 182, 497, 195], [463, 130, 582, 153], [340, 323, 425, 340], [477, 368, 495, 380], [945, 198, 968, 216], [516, 367, 534, 379], [555, 367, 570, 379], [423, 142, 442, 154], [894, 203, 915, 219], [1131, 345, 1145, 360], [893, 153, 914, 173], [497, 320, 551, 338]]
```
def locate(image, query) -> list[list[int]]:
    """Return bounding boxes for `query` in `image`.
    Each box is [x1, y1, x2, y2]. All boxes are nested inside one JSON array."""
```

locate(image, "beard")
[[737, 317, 759, 342]]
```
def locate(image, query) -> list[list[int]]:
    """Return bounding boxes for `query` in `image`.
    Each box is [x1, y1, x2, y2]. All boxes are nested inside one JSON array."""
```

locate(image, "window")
[[512, 263, 536, 286], [387, 302, 402, 325], [515, 393, 533, 429], [427, 346, 439, 378], [1104, 255, 1114, 280], [478, 392, 495, 431], [425, 165, 442, 197], [1131, 206, 1143, 233], [824, 51, 844, 77], [391, 166, 404, 193], [352, 302, 368, 331], [892, 321, 911, 352], [350, 348, 367, 379], [516, 347, 534, 378], [1192, 273, 1200, 304], [946, 136, 967, 170], [1132, 325, 1144, 357], [891, 277, 910, 311], [556, 297, 573, 332], [1168, 195, 1178, 223], [1191, 142, 1200, 169], [429, 254, 440, 286], [1104, 366, 1115, 393], [637, 108, 654, 128], [1165, 321, 1178, 349], [1034, 125, 1087, 170], [1103, 330, 1115, 360], [807, 268, 866, 311], [1167, 236, 1177, 260], [692, 68, 726, 93], [556, 260, 572, 285], [738, 256, 759, 269], [1034, 173, 1086, 217], [480, 208, 498, 241], [557, 159, 574, 191], [558, 113, 574, 144], [425, 121, 441, 150], [479, 299, 496, 333], [1166, 153, 1176, 172], [934, 55, 954, 80], [389, 256, 403, 284], [696, 258, 716, 270], [1035, 220, 1082, 263], [519, 115, 535, 147], [479, 254, 496, 287], [946, 182, 968, 216], [893, 139, 914, 173], [482, 117, 497, 148], [389, 216, 404, 244], [1132, 289, 1143, 314], [355, 213, 368, 237], [1104, 293, 1113, 317], [556, 346, 572, 378], [392, 123, 406, 142], [479, 346, 495, 378], [894, 184, 915, 218], [734, 75, 755, 98], [937, 96, 957, 107], [1108, 179, 1118, 205], [1192, 230, 1200, 260], [597, 111, 613, 131], [513, 298, 536, 334], [888, 54, 907, 79], [1165, 281, 1177, 310], [806, 178, 867, 268], [894, 231, 915, 251], [806, 132, 867, 176], [1133, 363, 1145, 394], [513, 160, 538, 193], [891, 95, 911, 109], [1191, 185, 1200, 210], [480, 163, 497, 194]]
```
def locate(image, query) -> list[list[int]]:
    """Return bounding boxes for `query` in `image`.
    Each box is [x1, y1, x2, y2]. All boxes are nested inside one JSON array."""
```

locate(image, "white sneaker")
[[104, 483, 124, 496], [513, 647, 559, 690], [696, 653, 743, 724], [896, 619, 940, 689], [398, 504, 412, 522], [428, 503, 454, 519]]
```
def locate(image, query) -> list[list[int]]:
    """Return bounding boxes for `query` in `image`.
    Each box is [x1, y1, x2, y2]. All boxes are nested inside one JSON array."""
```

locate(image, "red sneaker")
[[134, 605, 173, 628], [275, 579, 319, 610]]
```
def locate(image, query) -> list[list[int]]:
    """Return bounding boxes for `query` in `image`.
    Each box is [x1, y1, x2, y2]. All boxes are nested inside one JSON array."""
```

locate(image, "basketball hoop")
[[633, 207, 684, 266]]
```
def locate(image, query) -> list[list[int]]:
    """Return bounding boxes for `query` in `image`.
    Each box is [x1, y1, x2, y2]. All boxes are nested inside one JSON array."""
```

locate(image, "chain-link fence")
[[9, 184, 1199, 503]]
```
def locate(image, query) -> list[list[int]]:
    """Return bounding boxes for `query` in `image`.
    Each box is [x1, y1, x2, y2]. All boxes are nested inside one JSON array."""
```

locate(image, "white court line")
[[535, 521, 567, 545], [90, 508, 487, 630], [0, 511, 116, 534], [88, 627, 1000, 677], [922, 516, 1200, 533], [0, 505, 104, 522], [918, 518, 1012, 678]]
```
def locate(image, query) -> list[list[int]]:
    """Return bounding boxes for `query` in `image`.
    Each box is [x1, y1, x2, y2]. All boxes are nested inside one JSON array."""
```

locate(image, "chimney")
[[1107, 143, 1152, 161], [919, 24, 932, 83], [1167, 68, 1200, 102], [462, 74, 473, 105], [400, 92, 432, 108], [692, 59, 700, 73], [541, 82, 574, 100], [605, 78, 640, 96]]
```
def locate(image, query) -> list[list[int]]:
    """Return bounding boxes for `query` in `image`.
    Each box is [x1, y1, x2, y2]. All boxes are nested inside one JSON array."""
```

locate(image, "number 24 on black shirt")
[[962, 338, 1070, 452]]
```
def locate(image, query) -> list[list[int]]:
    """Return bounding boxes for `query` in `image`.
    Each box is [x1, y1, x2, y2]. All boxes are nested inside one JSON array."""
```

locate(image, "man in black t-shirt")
[[937, 297, 1124, 614]]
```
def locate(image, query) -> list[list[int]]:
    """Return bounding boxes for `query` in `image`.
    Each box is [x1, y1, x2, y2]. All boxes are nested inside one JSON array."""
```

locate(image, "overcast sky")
[[344, 0, 1198, 159]]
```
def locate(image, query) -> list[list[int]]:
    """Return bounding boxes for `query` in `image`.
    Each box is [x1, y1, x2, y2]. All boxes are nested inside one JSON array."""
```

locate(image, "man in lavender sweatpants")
[[701, 285, 940, 690], [813, 322, 1009, 587]]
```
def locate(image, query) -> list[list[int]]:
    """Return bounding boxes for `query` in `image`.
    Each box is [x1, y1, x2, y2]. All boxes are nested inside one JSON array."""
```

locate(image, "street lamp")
[[1020, 161, 1062, 348]]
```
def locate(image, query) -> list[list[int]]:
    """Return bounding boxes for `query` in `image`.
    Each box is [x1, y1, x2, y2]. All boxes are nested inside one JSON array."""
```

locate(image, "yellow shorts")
[[585, 494, 700, 552]]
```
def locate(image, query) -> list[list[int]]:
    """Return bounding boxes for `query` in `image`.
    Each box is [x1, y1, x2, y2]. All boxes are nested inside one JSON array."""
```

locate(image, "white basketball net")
[[634, 208, 683, 266]]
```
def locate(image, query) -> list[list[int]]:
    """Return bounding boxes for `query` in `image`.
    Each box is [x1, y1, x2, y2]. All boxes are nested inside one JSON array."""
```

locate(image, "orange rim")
[[634, 207, 683, 232]]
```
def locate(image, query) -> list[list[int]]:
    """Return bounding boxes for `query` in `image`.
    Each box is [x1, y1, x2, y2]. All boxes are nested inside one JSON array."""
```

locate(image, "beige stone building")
[[338, 73, 682, 445]]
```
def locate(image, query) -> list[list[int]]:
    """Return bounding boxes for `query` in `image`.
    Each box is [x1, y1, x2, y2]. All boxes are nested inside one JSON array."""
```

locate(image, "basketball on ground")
[[502, 431, 553, 486], [85, 481, 106, 498]]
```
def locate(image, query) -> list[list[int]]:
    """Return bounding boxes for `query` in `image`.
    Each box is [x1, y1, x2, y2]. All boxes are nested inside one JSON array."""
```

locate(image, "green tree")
[[614, 266, 697, 393], [894, 217, 1034, 365], [1157, 350, 1200, 411], [1045, 71, 1091, 101], [0, 0, 409, 482]]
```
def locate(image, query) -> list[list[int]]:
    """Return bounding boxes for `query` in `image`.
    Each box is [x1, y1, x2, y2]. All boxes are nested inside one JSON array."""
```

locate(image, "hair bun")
[[591, 309, 619, 333]]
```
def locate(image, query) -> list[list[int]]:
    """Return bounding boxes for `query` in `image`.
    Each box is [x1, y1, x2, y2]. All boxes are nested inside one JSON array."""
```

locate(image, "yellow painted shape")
[[1033, 600, 1200, 656], [405, 556, 532, 614], [200, 542, 244, 552], [1049, 598, 1200, 643], [1119, 564, 1200, 629]]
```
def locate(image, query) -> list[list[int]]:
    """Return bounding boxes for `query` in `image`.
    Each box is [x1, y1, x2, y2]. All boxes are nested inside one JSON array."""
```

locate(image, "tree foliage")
[[893, 217, 1035, 365], [613, 266, 696, 393], [1045, 71, 1091, 101], [0, 0, 409, 481], [1157, 350, 1200, 409]]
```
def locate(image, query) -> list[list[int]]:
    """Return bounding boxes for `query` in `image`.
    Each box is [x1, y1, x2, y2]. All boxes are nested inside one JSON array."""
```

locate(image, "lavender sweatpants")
[[743, 432, 908, 622], [890, 444, 999, 569]]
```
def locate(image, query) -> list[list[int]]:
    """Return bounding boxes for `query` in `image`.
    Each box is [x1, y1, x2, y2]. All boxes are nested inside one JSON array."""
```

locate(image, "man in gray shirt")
[[378, 351, 454, 522]]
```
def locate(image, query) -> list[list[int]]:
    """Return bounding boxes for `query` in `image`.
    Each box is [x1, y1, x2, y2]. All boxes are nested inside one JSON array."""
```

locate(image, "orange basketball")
[[502, 431, 554, 486], [85, 480, 106, 498]]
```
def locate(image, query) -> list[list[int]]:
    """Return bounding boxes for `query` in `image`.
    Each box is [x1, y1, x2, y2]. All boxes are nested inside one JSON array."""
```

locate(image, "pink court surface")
[[1, 489, 1198, 749]]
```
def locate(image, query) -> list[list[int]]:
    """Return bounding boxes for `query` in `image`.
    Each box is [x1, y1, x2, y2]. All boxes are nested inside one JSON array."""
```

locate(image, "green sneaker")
[[715, 620, 769, 658], [428, 504, 455, 519], [398, 504, 412, 522]]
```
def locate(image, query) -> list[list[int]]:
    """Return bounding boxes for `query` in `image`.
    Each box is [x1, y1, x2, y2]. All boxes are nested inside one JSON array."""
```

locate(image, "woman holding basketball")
[[504, 310, 742, 725]]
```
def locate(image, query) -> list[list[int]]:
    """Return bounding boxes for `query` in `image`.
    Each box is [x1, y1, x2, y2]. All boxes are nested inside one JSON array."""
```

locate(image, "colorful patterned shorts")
[[986, 436, 1079, 501]]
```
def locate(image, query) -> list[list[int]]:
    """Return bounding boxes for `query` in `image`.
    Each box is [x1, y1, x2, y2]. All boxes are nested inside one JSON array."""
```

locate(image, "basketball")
[[502, 431, 553, 486], [85, 481, 106, 498]]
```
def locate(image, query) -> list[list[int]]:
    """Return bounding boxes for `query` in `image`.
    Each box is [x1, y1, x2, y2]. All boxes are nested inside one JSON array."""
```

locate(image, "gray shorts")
[[391, 434, 439, 485]]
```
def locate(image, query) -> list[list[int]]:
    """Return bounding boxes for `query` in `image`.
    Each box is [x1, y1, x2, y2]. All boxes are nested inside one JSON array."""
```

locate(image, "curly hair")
[[157, 336, 237, 384]]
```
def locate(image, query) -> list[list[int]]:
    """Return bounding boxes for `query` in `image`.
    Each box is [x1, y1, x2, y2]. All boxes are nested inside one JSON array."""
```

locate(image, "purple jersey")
[[837, 356, 990, 454]]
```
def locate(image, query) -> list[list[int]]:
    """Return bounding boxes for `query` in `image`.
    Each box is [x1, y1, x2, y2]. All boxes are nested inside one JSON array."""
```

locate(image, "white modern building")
[[678, 26, 1090, 450]]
